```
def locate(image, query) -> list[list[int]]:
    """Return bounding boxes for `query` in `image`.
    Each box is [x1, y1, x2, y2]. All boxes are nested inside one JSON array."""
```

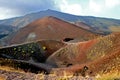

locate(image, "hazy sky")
[[0, 0, 120, 20]]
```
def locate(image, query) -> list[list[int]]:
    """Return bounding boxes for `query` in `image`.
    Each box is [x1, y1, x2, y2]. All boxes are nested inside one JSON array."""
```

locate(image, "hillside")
[[46, 33, 120, 68], [74, 21, 95, 31], [46, 33, 120, 77], [54, 46, 120, 77], [74, 21, 105, 34], [0, 33, 120, 79], [0, 40, 65, 62], [0, 16, 99, 46], [0, 9, 120, 33], [0, 25, 16, 39]]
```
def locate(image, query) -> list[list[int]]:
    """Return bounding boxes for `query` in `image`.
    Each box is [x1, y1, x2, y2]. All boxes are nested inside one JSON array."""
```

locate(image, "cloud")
[[0, 0, 58, 19], [0, 0, 120, 19], [88, 0, 120, 14], [105, 0, 120, 8], [0, 7, 19, 19], [55, 0, 82, 15], [89, 0, 103, 13]]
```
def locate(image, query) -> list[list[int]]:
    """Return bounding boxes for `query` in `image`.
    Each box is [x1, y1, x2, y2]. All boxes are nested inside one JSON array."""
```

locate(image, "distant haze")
[[0, 0, 120, 19]]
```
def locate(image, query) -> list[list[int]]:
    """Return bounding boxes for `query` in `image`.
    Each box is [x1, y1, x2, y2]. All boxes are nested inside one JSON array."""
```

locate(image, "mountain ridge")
[[0, 16, 99, 46], [9, 16, 99, 45], [0, 9, 120, 34]]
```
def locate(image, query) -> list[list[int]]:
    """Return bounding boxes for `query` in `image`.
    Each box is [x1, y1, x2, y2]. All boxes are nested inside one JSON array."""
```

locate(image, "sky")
[[0, 0, 120, 20]]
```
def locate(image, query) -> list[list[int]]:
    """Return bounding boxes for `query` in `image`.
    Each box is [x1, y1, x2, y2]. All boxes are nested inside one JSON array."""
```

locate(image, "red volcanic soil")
[[74, 21, 106, 34], [9, 16, 99, 45], [48, 33, 120, 76], [74, 21, 94, 31], [37, 40, 66, 58], [46, 39, 98, 67], [46, 33, 120, 68], [54, 49, 120, 76]]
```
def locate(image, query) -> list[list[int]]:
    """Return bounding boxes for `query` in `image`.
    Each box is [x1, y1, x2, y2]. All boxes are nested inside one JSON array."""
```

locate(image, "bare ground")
[[0, 69, 95, 80]]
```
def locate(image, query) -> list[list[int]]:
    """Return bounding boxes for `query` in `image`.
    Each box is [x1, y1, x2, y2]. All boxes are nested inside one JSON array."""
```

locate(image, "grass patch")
[[0, 76, 6, 80], [97, 70, 120, 80], [109, 26, 120, 32], [0, 66, 24, 73]]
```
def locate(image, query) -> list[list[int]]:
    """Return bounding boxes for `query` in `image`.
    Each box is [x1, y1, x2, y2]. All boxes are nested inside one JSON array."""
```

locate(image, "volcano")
[[4, 16, 99, 45]]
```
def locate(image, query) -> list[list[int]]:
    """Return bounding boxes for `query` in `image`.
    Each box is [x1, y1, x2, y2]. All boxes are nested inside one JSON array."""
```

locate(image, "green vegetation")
[[0, 42, 46, 62]]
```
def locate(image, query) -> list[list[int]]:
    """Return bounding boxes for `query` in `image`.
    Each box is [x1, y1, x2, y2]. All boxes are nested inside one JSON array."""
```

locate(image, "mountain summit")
[[0, 9, 120, 33], [1, 16, 98, 45]]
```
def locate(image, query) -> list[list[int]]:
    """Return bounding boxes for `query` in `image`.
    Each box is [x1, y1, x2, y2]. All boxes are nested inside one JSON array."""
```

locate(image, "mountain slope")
[[2, 16, 99, 45], [0, 40, 66, 63], [0, 9, 120, 33], [46, 33, 120, 68], [0, 25, 16, 39], [54, 46, 120, 77], [74, 21, 105, 34]]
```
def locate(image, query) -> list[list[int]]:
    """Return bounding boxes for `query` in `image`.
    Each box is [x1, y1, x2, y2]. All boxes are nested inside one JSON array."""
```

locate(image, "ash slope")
[[0, 9, 120, 33], [2, 16, 99, 45]]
